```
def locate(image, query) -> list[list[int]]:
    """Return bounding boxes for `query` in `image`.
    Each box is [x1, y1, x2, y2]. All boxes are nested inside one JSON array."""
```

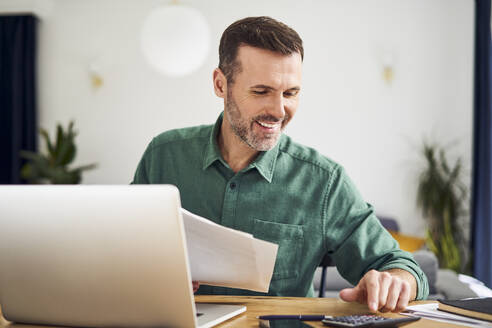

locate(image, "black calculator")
[[321, 314, 420, 327]]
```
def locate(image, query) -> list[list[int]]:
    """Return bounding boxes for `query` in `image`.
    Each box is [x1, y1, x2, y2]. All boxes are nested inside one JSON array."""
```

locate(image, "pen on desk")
[[257, 315, 332, 321]]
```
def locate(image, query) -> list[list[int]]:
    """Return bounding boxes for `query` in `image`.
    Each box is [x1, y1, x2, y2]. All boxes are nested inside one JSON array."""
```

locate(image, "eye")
[[283, 90, 299, 98], [252, 90, 268, 95]]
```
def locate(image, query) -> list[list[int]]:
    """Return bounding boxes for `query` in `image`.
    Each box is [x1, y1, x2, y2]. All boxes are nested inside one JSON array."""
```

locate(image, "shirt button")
[[230, 182, 236, 190]]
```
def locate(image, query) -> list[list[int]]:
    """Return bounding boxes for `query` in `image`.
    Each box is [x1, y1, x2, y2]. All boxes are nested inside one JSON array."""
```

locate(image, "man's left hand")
[[192, 281, 200, 293], [339, 269, 417, 313]]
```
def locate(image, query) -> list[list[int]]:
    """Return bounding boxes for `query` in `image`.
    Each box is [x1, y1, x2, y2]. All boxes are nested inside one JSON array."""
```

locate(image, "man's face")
[[222, 46, 302, 151]]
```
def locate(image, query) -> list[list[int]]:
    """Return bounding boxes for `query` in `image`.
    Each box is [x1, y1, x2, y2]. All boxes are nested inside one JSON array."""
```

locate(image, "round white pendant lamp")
[[140, 4, 210, 77]]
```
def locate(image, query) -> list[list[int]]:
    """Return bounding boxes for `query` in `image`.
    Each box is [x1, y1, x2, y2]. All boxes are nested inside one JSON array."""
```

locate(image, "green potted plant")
[[20, 121, 97, 184], [416, 141, 468, 273]]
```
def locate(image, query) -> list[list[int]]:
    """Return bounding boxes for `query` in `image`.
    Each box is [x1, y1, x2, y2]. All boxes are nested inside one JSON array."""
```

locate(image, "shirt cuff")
[[379, 263, 430, 300]]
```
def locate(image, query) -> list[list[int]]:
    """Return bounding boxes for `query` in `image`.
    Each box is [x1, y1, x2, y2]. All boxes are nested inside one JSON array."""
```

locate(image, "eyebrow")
[[250, 84, 301, 92]]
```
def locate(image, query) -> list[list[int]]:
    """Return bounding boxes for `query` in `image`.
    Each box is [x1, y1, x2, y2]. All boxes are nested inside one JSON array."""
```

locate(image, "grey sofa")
[[313, 216, 483, 300], [313, 249, 479, 300]]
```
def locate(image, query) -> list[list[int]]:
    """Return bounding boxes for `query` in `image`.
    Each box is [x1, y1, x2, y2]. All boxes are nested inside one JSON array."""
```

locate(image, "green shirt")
[[132, 113, 429, 299]]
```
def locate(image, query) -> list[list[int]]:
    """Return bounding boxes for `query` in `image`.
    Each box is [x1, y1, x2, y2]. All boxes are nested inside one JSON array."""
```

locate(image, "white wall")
[[30, 0, 474, 236]]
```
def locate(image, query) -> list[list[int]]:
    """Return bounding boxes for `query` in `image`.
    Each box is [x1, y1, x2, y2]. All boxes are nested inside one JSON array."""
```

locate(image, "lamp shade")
[[140, 4, 210, 77]]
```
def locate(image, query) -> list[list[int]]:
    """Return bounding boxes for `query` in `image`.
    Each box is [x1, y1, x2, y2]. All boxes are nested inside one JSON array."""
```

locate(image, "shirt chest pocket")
[[252, 219, 304, 281]]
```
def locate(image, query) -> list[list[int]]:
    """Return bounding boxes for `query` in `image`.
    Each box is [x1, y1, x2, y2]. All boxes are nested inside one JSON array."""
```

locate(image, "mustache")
[[253, 114, 289, 123]]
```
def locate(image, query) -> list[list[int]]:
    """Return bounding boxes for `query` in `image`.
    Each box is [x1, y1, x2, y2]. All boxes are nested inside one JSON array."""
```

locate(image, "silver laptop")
[[0, 185, 245, 328]]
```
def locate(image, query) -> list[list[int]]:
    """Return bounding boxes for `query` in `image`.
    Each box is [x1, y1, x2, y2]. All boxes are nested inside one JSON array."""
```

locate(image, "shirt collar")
[[248, 138, 279, 183], [202, 112, 280, 183], [202, 113, 225, 170]]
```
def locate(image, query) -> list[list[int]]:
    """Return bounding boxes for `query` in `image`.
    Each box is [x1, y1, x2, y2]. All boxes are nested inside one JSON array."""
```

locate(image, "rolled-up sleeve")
[[322, 166, 429, 300]]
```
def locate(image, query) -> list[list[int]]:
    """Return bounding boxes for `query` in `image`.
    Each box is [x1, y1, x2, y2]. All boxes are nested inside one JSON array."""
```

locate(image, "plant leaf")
[[39, 128, 55, 157], [416, 140, 467, 272]]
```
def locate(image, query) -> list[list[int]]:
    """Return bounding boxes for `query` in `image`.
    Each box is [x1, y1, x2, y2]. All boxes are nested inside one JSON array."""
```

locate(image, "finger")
[[381, 279, 402, 312], [364, 271, 380, 312], [192, 281, 200, 293], [395, 281, 411, 312], [357, 287, 367, 304], [377, 272, 392, 312], [339, 287, 360, 302]]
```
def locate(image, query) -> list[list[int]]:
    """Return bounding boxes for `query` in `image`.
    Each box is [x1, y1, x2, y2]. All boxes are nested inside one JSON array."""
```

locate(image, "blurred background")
[[2, 0, 491, 291]]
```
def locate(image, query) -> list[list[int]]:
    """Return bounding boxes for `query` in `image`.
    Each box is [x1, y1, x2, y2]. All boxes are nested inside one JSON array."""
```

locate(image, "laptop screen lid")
[[0, 185, 198, 327]]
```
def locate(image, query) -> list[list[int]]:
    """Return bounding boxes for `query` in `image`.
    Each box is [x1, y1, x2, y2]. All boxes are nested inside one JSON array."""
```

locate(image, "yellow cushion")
[[388, 230, 426, 252]]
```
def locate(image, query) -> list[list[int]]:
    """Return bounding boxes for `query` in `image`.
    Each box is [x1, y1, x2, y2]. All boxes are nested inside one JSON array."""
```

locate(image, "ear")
[[213, 68, 227, 99]]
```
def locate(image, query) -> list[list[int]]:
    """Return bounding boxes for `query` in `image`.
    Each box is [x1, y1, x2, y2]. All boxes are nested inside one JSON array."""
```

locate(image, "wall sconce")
[[140, 2, 210, 77], [88, 61, 103, 90], [382, 52, 395, 85]]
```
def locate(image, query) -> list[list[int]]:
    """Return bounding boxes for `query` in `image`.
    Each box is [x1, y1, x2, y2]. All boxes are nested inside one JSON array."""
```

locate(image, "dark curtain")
[[472, 0, 492, 288], [0, 15, 37, 184]]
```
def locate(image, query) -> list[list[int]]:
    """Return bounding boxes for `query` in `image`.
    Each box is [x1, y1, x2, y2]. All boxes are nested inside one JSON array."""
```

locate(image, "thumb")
[[339, 287, 360, 302]]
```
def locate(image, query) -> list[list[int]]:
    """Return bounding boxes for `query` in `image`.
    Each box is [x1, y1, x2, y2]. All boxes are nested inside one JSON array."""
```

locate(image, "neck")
[[218, 120, 259, 173]]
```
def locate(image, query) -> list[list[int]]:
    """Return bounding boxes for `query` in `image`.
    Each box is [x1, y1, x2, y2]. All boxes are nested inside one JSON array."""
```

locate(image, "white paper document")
[[180, 208, 278, 293], [402, 303, 492, 328]]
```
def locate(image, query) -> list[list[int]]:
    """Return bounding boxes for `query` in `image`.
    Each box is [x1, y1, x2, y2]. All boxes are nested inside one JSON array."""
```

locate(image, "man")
[[132, 16, 429, 312]]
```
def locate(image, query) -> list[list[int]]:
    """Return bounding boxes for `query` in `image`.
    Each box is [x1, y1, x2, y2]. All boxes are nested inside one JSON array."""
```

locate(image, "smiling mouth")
[[255, 120, 281, 129]]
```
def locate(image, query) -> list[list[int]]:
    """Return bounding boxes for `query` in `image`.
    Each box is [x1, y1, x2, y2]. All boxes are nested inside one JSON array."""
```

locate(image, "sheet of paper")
[[401, 303, 492, 328], [181, 208, 278, 293]]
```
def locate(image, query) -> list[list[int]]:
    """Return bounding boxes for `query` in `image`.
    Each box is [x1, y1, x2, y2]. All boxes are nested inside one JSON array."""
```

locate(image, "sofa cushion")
[[312, 267, 352, 291], [313, 250, 439, 296], [436, 269, 478, 299], [412, 250, 438, 294], [388, 231, 426, 253]]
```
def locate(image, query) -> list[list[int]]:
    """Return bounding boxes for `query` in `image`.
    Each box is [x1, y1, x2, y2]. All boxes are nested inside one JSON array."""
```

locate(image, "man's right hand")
[[339, 269, 415, 313], [192, 281, 200, 293]]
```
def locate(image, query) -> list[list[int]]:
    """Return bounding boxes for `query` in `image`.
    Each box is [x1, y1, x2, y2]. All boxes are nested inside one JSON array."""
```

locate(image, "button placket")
[[221, 177, 239, 228]]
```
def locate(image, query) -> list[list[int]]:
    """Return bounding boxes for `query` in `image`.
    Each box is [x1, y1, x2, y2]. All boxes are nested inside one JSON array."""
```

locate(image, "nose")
[[267, 93, 285, 120]]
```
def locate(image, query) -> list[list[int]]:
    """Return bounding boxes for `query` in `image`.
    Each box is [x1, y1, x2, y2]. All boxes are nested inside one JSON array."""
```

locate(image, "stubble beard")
[[225, 90, 286, 151]]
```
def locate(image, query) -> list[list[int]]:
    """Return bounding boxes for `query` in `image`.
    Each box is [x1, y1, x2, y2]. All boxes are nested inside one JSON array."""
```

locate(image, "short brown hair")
[[218, 16, 304, 84]]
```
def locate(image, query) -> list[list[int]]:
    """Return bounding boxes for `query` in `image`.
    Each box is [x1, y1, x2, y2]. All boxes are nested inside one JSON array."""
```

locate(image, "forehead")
[[234, 45, 302, 88]]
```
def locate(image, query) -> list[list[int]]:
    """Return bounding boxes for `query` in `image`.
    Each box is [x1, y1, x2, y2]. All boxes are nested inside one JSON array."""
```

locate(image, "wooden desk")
[[1, 296, 466, 328], [195, 296, 466, 328]]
